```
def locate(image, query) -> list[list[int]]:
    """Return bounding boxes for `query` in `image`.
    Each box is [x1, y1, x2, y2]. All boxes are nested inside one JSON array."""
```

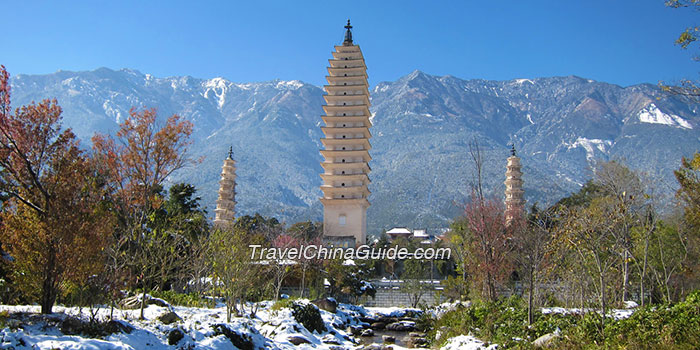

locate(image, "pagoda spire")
[[504, 145, 525, 225], [343, 19, 353, 46], [214, 147, 237, 227], [320, 21, 371, 246]]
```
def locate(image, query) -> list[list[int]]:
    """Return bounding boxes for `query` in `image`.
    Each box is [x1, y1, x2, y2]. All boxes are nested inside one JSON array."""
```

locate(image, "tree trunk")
[[140, 287, 148, 320], [40, 249, 58, 314], [641, 234, 649, 307], [226, 294, 233, 323], [622, 251, 629, 304], [599, 272, 606, 339], [528, 268, 535, 325]]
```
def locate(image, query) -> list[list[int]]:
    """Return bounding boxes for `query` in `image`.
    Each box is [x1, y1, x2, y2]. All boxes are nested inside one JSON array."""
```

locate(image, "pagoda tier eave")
[[320, 197, 370, 207], [325, 77, 368, 85], [320, 138, 371, 148], [328, 58, 365, 66], [320, 150, 371, 160], [320, 162, 371, 172], [320, 173, 369, 181], [321, 185, 370, 195], [320, 128, 372, 139]]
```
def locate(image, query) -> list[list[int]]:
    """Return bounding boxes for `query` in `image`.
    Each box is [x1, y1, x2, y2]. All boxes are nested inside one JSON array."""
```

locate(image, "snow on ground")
[[541, 306, 635, 320], [364, 306, 422, 318], [440, 335, 498, 350], [0, 300, 365, 350], [0, 300, 638, 349]]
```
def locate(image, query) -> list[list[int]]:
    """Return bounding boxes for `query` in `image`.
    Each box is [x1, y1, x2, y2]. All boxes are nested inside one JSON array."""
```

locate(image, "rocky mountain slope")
[[9, 68, 699, 235]]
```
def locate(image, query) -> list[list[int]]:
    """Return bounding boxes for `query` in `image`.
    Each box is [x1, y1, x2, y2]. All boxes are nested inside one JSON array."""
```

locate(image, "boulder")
[[312, 297, 338, 313], [386, 321, 415, 332], [211, 324, 255, 350], [347, 325, 363, 336], [382, 335, 396, 344], [288, 335, 311, 345], [158, 311, 181, 325], [361, 345, 382, 350], [407, 337, 429, 347], [533, 333, 558, 348], [359, 316, 377, 323], [168, 328, 184, 345], [378, 316, 397, 324], [370, 322, 386, 330], [148, 297, 170, 307], [360, 328, 374, 337], [409, 332, 427, 338], [321, 334, 340, 345]]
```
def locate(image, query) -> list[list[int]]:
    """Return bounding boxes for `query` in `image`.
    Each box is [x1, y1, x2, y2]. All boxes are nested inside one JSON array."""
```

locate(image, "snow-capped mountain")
[[9, 68, 700, 234]]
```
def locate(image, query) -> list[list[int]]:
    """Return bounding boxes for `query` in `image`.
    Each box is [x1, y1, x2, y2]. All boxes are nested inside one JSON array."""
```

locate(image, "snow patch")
[[441, 335, 498, 350], [276, 80, 303, 90], [203, 78, 229, 109], [566, 137, 612, 162], [638, 103, 692, 129], [514, 78, 534, 85], [526, 113, 534, 124]]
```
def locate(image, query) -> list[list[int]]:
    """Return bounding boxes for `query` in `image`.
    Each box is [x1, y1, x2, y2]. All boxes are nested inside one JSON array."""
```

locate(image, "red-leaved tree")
[[92, 107, 195, 319], [451, 192, 512, 301], [0, 65, 113, 314]]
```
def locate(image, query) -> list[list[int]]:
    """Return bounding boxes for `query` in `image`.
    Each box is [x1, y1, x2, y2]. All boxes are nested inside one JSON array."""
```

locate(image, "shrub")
[[270, 298, 294, 311], [291, 302, 326, 334], [150, 290, 215, 308]]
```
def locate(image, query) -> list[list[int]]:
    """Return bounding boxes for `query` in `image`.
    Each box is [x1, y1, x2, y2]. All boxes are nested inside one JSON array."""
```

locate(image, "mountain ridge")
[[9, 67, 699, 235]]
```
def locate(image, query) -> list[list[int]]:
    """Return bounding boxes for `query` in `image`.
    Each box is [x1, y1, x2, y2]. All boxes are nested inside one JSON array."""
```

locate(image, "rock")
[[168, 328, 185, 345], [361, 345, 382, 350], [409, 332, 427, 338], [408, 337, 429, 347], [382, 335, 396, 343], [370, 322, 386, 330], [533, 333, 558, 348], [104, 320, 134, 334], [158, 311, 181, 325], [360, 328, 374, 337], [288, 335, 311, 345], [211, 324, 255, 350], [386, 321, 416, 332], [329, 346, 345, 350], [321, 334, 340, 345], [359, 316, 377, 323], [312, 297, 338, 313], [347, 325, 363, 336], [148, 297, 170, 307], [378, 316, 397, 324]]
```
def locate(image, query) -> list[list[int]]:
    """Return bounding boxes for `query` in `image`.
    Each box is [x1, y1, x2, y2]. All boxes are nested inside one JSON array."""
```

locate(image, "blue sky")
[[3, 0, 699, 87]]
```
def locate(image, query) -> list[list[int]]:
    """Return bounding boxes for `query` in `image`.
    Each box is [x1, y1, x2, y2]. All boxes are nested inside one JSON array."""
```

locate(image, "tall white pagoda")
[[504, 145, 525, 225], [214, 147, 237, 227], [319, 20, 372, 246]]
